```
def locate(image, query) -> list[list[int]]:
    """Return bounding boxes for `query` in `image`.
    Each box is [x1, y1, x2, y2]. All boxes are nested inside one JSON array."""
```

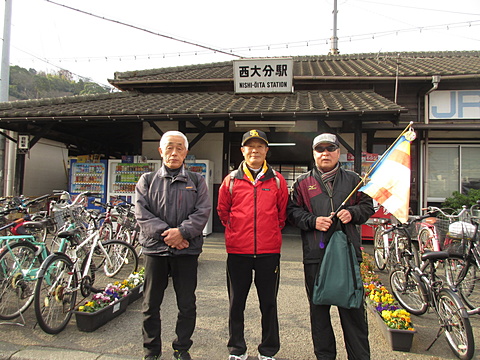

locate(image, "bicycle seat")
[[421, 250, 449, 262], [22, 221, 47, 230], [56, 228, 82, 238]]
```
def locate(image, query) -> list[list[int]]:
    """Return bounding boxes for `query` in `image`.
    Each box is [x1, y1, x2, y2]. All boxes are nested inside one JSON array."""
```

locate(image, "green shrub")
[[441, 189, 480, 209]]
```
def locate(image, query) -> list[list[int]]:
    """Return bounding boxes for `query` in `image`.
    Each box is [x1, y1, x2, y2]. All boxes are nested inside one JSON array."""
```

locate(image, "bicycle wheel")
[[91, 240, 138, 290], [418, 227, 435, 253], [390, 268, 428, 315], [458, 262, 480, 310], [396, 234, 421, 269], [437, 289, 474, 360], [373, 225, 387, 270], [34, 253, 77, 334], [99, 222, 113, 242], [116, 227, 132, 245], [446, 257, 480, 310], [0, 241, 40, 320]]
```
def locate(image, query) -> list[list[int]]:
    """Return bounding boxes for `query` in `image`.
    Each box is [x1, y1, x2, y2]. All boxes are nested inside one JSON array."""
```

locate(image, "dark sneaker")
[[173, 350, 192, 360], [143, 356, 159, 360]]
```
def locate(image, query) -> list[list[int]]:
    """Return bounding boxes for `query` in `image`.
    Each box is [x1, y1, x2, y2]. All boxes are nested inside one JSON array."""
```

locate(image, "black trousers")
[[226, 254, 281, 357], [142, 254, 199, 358], [304, 263, 370, 360]]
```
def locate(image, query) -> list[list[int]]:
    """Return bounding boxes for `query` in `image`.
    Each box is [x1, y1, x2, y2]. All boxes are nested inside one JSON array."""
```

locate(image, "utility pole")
[[1, 0, 15, 196], [329, 0, 339, 55]]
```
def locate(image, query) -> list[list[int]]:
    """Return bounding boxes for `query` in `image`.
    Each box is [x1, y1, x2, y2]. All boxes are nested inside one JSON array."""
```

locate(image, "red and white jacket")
[[217, 162, 289, 255]]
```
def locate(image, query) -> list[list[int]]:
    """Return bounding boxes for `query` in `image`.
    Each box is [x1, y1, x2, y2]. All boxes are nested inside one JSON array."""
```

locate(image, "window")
[[427, 145, 480, 202], [271, 164, 308, 189]]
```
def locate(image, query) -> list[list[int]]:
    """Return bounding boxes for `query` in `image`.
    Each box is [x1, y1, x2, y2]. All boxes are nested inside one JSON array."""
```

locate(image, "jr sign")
[[429, 90, 480, 120], [234, 58, 294, 94]]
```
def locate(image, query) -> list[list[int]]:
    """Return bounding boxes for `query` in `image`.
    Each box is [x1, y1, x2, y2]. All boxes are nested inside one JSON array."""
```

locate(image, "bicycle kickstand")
[[0, 310, 26, 327], [425, 326, 445, 351]]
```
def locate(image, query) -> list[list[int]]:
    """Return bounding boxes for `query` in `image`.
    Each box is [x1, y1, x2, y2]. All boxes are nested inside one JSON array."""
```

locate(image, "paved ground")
[[0, 233, 479, 360]]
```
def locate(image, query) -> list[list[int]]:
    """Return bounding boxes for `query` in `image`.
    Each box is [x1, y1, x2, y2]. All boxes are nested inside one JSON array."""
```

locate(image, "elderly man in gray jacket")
[[135, 130, 211, 360]]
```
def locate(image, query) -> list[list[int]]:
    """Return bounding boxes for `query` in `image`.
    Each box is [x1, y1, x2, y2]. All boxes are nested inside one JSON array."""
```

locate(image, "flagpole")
[[330, 121, 414, 217]]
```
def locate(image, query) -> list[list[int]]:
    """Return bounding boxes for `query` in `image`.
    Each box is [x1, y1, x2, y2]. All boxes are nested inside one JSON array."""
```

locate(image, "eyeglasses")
[[315, 145, 339, 153]]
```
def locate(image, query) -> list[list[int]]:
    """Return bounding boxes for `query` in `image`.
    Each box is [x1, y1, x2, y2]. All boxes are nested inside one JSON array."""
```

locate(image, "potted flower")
[[75, 283, 130, 332], [361, 250, 416, 352], [117, 267, 145, 304]]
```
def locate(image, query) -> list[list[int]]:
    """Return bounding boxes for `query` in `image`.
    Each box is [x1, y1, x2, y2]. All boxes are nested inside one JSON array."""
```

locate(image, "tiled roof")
[[0, 90, 405, 120], [110, 51, 480, 83]]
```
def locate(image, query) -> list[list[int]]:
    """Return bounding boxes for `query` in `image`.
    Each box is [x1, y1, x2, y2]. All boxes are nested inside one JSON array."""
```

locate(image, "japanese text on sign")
[[234, 58, 294, 94]]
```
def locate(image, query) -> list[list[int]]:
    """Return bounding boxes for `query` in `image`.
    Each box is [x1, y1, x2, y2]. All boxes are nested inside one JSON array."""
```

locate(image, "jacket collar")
[[159, 164, 188, 181], [237, 161, 274, 182]]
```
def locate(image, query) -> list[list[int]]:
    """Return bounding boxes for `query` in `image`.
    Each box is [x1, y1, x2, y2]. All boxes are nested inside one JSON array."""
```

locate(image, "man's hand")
[[162, 228, 189, 250], [337, 209, 352, 224], [315, 216, 333, 232]]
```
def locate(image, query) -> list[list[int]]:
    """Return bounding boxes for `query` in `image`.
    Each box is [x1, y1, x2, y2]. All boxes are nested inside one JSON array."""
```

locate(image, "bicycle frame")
[[0, 232, 73, 285]]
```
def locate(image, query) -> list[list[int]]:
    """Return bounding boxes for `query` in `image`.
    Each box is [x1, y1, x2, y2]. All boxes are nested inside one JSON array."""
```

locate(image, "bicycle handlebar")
[[382, 213, 434, 235], [23, 193, 51, 207]]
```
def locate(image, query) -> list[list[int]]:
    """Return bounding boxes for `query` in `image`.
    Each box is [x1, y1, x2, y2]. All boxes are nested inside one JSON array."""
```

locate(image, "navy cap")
[[241, 129, 269, 146]]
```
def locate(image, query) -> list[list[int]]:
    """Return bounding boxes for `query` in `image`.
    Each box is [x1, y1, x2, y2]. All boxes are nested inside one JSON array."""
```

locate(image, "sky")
[[1, 0, 479, 88]]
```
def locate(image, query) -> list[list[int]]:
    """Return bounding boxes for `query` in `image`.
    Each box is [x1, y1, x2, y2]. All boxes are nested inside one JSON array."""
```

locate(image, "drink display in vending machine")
[[107, 159, 162, 204], [185, 159, 214, 236], [69, 159, 108, 210]]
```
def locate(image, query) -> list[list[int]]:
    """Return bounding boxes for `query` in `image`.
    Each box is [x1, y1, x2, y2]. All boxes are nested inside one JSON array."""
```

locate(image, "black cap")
[[241, 129, 269, 146]]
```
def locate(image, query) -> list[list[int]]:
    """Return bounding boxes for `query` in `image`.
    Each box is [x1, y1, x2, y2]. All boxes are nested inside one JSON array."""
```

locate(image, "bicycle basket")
[[118, 211, 136, 231], [448, 221, 476, 240], [70, 204, 90, 226], [51, 203, 68, 229]]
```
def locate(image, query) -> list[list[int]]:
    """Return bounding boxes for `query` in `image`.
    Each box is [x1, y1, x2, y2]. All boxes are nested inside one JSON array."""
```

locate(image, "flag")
[[359, 130, 415, 223]]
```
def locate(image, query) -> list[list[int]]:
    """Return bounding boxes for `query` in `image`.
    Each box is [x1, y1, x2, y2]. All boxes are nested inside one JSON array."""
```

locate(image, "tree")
[[8, 65, 111, 100]]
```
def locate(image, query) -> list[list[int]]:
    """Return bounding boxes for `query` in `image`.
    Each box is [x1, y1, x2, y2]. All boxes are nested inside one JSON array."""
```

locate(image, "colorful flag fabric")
[[359, 131, 415, 223]]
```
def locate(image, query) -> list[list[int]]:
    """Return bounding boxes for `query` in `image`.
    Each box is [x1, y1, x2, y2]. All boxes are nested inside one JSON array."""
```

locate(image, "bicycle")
[[0, 194, 52, 241], [0, 191, 98, 322], [115, 202, 139, 248], [417, 206, 471, 256], [373, 216, 422, 271], [444, 201, 480, 311], [388, 219, 475, 359], [0, 222, 81, 321], [33, 209, 139, 334]]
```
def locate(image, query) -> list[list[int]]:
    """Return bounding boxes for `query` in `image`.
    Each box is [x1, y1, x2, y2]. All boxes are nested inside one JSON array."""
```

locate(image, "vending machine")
[[107, 159, 162, 204], [69, 159, 108, 210], [185, 160, 214, 236]]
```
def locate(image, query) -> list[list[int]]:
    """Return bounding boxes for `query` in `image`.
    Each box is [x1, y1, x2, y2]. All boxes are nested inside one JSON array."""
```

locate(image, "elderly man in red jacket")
[[217, 129, 289, 360]]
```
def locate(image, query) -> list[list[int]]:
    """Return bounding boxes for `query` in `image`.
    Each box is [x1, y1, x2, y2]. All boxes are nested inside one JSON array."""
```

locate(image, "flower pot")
[[367, 303, 416, 352], [74, 295, 129, 332], [127, 283, 144, 305]]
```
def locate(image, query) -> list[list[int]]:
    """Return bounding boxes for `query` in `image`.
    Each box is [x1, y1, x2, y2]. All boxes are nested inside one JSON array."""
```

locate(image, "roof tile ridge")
[[113, 60, 233, 79], [0, 91, 135, 110]]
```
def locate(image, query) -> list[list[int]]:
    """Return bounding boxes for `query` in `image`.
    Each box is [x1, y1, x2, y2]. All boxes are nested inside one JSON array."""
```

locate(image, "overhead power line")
[[15, 18, 479, 65], [45, 0, 243, 58]]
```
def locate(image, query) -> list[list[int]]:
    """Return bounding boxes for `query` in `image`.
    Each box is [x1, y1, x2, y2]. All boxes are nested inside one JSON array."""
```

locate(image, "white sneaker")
[[228, 354, 248, 360], [258, 355, 276, 360]]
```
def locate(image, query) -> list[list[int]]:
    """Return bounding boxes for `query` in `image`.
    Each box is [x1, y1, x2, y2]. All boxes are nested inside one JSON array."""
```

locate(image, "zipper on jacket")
[[253, 186, 257, 257], [320, 175, 335, 214]]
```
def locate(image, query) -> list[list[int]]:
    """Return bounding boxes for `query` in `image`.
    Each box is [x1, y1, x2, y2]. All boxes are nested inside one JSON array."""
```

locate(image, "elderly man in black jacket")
[[288, 133, 374, 360]]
